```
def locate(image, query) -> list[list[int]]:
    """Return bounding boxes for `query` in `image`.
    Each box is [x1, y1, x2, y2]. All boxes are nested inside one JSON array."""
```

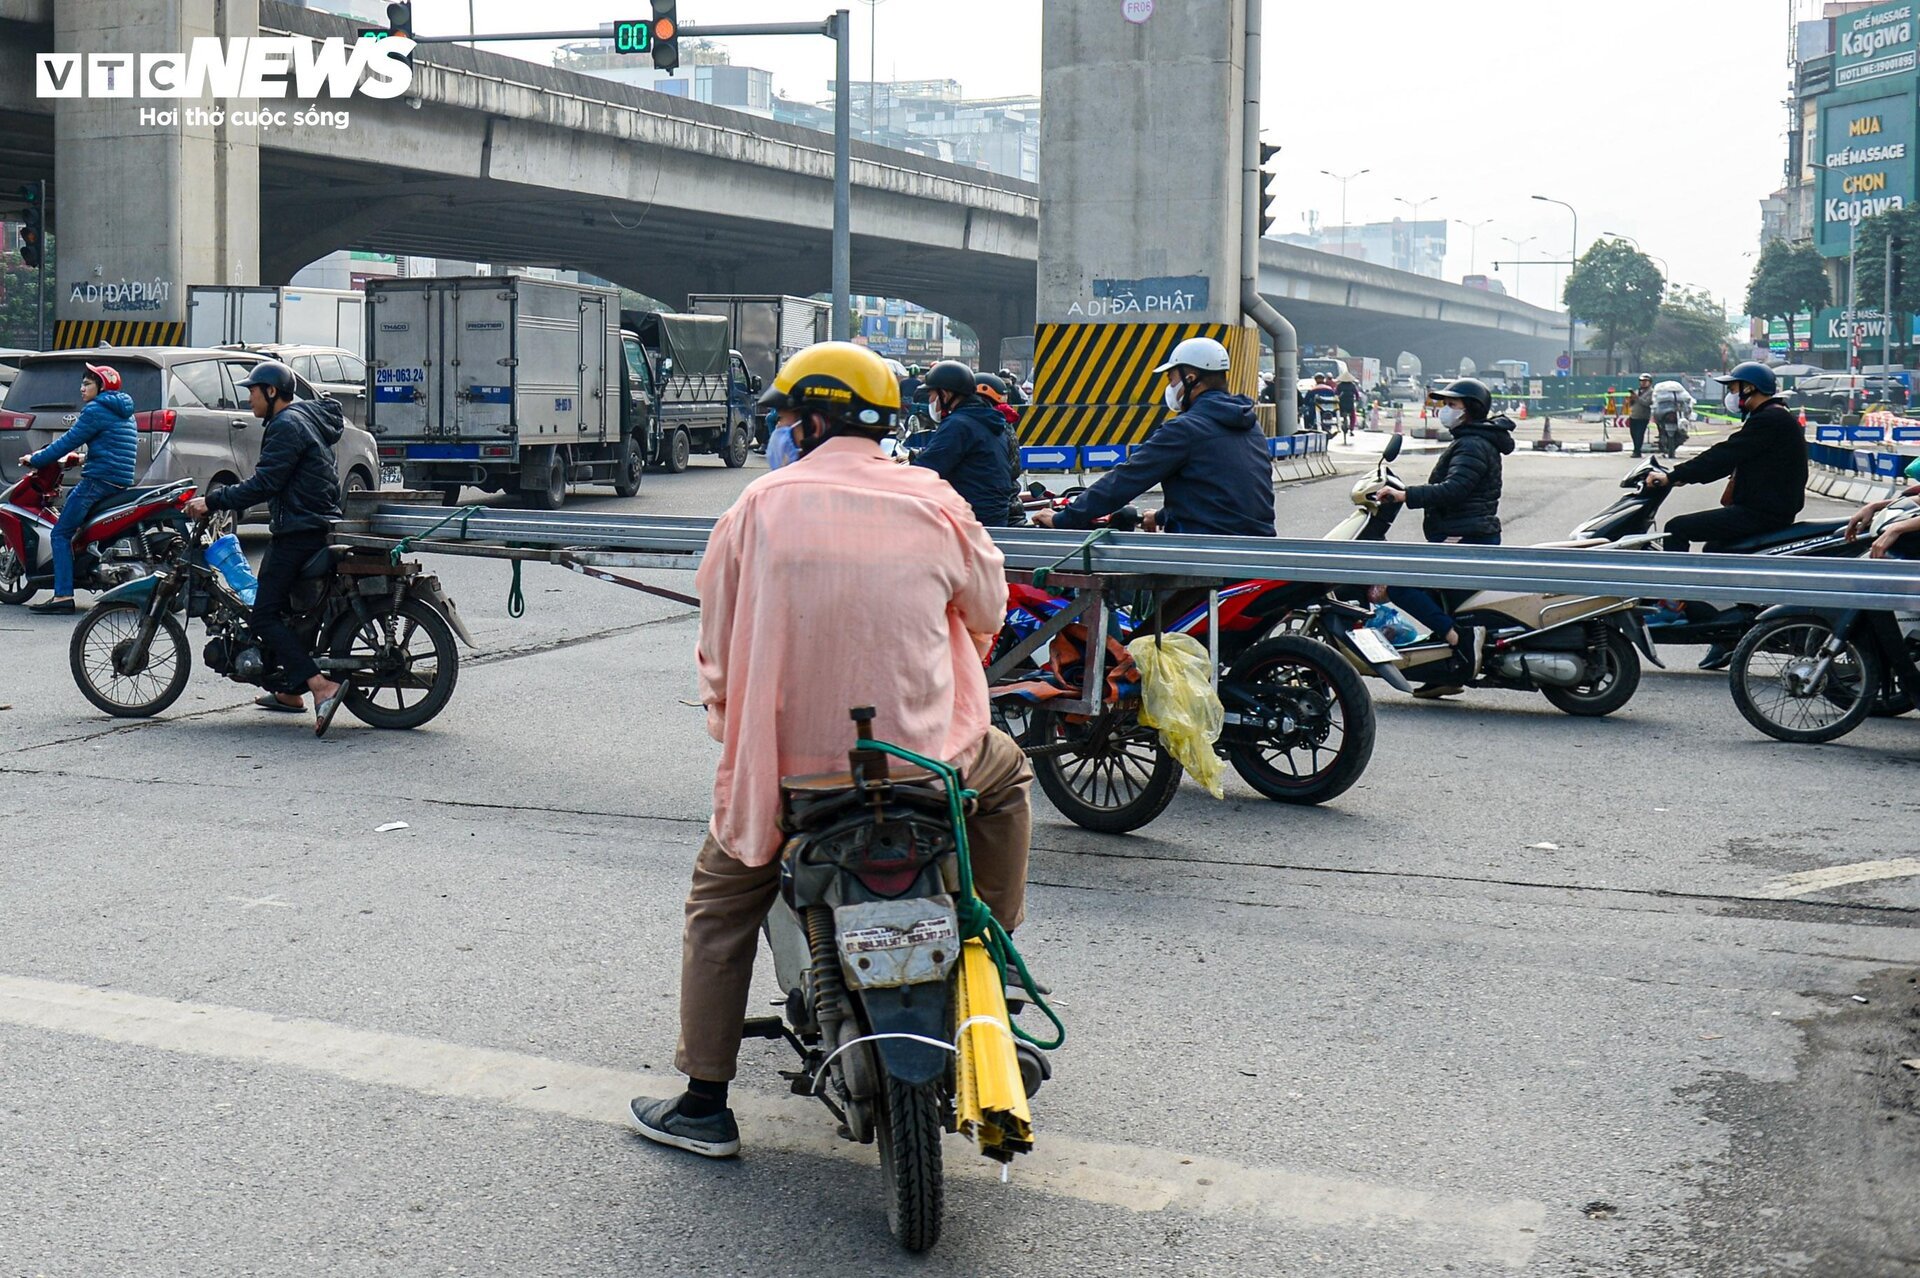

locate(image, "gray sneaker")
[[628, 1095, 741, 1159]]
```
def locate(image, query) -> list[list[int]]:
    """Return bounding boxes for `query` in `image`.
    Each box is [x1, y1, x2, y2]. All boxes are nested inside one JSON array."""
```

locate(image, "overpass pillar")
[[52, 0, 260, 346], [1038, 0, 1246, 330]]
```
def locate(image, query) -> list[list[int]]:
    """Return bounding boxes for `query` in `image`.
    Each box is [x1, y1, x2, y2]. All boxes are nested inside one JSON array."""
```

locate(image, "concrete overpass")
[[0, 0, 1567, 367]]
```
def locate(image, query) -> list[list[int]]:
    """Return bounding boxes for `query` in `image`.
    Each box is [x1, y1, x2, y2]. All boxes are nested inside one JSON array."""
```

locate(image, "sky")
[[405, 0, 1795, 314]]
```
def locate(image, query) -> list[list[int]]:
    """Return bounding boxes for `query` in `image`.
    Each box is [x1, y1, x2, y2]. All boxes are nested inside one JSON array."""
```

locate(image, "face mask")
[[1163, 380, 1186, 413], [929, 395, 948, 424], [767, 423, 800, 470], [1437, 405, 1465, 428], [1723, 391, 1743, 415]]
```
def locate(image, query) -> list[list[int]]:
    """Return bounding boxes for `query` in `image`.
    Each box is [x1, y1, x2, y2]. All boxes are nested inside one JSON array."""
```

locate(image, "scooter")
[[1296, 435, 1660, 716], [746, 708, 1048, 1252], [0, 457, 192, 605], [1725, 499, 1920, 743]]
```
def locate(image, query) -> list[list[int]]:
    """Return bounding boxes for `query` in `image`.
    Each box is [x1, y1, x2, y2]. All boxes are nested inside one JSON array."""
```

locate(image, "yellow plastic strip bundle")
[[954, 938, 1032, 1162]]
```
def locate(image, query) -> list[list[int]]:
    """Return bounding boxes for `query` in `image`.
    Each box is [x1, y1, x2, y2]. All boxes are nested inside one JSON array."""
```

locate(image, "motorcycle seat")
[[79, 483, 177, 516], [297, 546, 347, 580], [1709, 520, 1846, 554]]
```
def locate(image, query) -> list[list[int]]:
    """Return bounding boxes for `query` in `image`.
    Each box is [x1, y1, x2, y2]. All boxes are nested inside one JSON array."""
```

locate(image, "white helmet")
[[1153, 336, 1232, 374]]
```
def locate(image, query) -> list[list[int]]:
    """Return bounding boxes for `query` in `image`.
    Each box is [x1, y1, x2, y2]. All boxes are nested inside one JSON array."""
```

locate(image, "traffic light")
[[613, 19, 654, 54], [18, 182, 43, 270], [1257, 142, 1280, 237], [386, 2, 412, 39], [651, 0, 679, 72]]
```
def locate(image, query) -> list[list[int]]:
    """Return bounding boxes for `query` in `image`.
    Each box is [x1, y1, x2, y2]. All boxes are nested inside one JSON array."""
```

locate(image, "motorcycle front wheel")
[[1029, 703, 1181, 833], [875, 1074, 943, 1253], [69, 603, 191, 718], [323, 598, 459, 729], [1730, 615, 1879, 744]]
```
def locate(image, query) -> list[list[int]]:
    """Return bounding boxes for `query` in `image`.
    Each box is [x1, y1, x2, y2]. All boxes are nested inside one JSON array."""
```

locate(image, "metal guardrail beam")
[[345, 503, 1920, 611]]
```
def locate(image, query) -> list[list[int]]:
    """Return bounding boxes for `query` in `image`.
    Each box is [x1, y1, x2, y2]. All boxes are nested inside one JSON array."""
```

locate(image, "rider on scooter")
[[183, 361, 350, 735], [16, 363, 138, 615], [629, 342, 1034, 1159], [1644, 360, 1808, 668], [1033, 337, 1274, 536]]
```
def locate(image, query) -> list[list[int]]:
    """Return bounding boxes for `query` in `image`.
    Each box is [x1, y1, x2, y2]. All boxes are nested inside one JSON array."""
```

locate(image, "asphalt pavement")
[[1, 444, 1916, 1277]]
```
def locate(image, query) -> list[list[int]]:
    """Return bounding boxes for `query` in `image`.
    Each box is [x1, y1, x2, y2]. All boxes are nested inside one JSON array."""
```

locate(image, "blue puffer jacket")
[[28, 390, 139, 488]]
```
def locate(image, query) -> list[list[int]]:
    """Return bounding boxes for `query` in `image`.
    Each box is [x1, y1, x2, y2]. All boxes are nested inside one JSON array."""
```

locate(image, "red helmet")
[[83, 363, 122, 392]]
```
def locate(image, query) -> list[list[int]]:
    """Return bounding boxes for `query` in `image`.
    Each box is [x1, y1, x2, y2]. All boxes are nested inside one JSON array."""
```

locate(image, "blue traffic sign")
[[1020, 446, 1078, 470], [1081, 445, 1128, 468]]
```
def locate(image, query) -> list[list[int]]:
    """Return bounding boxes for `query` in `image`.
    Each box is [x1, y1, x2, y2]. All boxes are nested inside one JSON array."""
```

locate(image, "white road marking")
[[225, 894, 295, 910], [1754, 857, 1920, 900], [0, 973, 1544, 1267]]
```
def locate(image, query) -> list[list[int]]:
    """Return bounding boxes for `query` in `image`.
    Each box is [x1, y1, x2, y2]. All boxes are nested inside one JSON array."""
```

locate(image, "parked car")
[[1782, 373, 1909, 422], [1385, 376, 1424, 404], [221, 342, 368, 427], [0, 347, 380, 515]]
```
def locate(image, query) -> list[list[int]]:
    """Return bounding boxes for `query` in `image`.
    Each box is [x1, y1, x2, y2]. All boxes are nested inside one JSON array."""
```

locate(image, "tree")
[[1744, 237, 1831, 358], [1846, 206, 1920, 364], [1564, 239, 1663, 374], [1639, 287, 1734, 372], [0, 235, 54, 350]]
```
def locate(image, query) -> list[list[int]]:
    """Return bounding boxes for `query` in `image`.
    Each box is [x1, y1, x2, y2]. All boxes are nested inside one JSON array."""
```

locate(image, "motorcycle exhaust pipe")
[[1496, 651, 1588, 687]]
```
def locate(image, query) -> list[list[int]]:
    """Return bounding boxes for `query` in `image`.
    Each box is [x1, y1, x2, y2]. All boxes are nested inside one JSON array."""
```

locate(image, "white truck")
[[186, 285, 367, 358], [686, 293, 828, 394]]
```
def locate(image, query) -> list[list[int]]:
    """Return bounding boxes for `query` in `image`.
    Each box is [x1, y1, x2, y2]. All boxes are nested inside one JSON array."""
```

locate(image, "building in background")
[[554, 39, 774, 115], [850, 296, 978, 365], [1276, 219, 1448, 278]]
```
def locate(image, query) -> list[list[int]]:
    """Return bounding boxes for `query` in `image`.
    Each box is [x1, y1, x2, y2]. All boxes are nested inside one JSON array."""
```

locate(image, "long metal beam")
[[344, 503, 1920, 611]]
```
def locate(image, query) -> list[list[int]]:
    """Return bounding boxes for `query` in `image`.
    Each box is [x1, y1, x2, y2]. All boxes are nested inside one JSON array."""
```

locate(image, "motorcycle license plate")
[[1349, 627, 1400, 664], [835, 896, 961, 990], [379, 466, 404, 488]]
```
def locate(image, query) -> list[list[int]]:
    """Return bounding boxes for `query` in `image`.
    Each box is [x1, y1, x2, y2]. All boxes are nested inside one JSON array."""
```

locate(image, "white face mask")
[[1723, 391, 1743, 414], [1163, 380, 1186, 413], [929, 396, 946, 424], [1437, 405, 1465, 428]]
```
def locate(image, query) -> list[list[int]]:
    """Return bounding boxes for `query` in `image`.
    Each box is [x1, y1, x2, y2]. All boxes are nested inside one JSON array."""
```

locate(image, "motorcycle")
[[1726, 500, 1920, 743], [1292, 435, 1659, 716], [68, 515, 472, 727], [0, 457, 190, 605], [744, 707, 1048, 1252], [993, 487, 1379, 831]]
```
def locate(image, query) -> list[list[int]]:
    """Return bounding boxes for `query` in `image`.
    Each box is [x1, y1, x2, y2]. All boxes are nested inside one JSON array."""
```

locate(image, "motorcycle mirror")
[[1382, 435, 1403, 463], [1027, 481, 1047, 498]]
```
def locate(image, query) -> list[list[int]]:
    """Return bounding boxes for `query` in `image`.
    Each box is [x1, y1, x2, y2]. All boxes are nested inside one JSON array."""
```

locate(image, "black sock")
[[679, 1077, 729, 1118]]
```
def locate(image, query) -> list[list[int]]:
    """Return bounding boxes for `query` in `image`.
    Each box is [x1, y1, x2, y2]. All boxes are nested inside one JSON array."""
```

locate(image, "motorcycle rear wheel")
[[323, 598, 459, 729], [1030, 704, 1181, 833], [875, 1074, 943, 1253], [1540, 629, 1641, 717], [1730, 616, 1879, 744], [1221, 634, 1374, 805], [0, 547, 36, 605], [69, 603, 190, 718]]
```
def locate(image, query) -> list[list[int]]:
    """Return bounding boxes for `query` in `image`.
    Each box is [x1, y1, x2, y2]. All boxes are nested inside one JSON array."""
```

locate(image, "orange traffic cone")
[[1517, 401, 1528, 420], [1798, 409, 1807, 427]]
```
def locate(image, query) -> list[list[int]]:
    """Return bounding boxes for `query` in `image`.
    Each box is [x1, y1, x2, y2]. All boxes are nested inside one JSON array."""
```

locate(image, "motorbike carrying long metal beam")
[[340, 502, 1920, 612]]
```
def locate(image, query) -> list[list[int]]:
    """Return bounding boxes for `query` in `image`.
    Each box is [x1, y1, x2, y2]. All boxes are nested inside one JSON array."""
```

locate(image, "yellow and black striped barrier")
[[1019, 321, 1264, 454], [53, 319, 187, 349]]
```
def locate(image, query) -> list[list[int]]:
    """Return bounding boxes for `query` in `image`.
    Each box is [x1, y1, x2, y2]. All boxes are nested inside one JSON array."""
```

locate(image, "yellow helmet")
[[773, 341, 901, 429]]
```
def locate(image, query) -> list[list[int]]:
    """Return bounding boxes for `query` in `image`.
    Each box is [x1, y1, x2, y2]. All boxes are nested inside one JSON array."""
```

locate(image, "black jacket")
[[912, 399, 1014, 527], [1404, 415, 1516, 541], [1667, 399, 1807, 522], [1055, 390, 1275, 536], [206, 397, 344, 535]]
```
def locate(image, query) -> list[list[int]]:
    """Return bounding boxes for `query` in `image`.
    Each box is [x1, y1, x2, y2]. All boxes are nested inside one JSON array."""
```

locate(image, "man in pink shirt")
[[630, 342, 1034, 1158]]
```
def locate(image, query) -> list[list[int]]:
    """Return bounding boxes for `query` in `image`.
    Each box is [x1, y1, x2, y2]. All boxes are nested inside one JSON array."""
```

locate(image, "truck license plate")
[[379, 466, 403, 487]]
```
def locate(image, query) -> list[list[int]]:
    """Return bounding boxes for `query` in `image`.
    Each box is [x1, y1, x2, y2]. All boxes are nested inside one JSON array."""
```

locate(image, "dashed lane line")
[[1755, 857, 1920, 900], [0, 972, 1546, 1268]]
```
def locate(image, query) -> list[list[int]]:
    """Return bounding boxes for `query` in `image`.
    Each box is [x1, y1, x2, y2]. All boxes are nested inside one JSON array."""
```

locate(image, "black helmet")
[[236, 360, 297, 399], [922, 360, 978, 398], [974, 370, 1008, 404], [1431, 377, 1492, 420]]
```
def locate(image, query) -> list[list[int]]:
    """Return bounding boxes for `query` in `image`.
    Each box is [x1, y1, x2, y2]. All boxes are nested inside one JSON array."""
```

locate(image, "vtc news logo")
[[36, 37, 416, 100]]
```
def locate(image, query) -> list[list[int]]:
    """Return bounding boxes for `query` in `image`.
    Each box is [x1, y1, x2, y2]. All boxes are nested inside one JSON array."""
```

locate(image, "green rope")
[[507, 559, 525, 618], [854, 737, 1065, 1050], [1032, 526, 1110, 590], [390, 504, 483, 566]]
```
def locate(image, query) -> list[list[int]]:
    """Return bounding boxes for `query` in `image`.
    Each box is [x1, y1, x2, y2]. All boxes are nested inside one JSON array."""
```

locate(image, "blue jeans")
[[50, 475, 124, 598], [1389, 532, 1500, 639]]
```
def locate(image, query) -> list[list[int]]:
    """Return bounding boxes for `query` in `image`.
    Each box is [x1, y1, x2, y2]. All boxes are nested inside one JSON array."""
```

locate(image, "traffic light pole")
[[409, 15, 854, 343], [33, 179, 46, 351], [1884, 231, 1894, 375]]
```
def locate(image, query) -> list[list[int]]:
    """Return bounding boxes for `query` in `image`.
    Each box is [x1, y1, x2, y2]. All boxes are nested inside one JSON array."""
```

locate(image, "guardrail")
[[1018, 431, 1330, 474], [342, 501, 1920, 611]]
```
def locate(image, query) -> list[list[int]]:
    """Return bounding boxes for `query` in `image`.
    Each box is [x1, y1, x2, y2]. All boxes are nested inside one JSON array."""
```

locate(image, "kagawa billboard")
[[1817, 91, 1918, 254]]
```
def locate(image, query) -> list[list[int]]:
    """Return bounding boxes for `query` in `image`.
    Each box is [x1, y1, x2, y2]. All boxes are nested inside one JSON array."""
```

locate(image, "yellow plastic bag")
[[1126, 632, 1225, 799]]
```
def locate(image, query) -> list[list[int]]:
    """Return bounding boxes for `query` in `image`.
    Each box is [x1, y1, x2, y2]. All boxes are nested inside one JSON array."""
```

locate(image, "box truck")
[[187, 285, 367, 357]]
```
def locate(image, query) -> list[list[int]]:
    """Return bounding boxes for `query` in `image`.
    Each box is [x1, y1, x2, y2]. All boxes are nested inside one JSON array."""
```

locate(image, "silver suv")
[[0, 347, 381, 508], [221, 343, 368, 428]]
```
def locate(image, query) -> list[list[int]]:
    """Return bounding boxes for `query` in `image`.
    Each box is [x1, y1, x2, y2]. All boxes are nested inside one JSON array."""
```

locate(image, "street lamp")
[[1600, 231, 1668, 280], [1498, 234, 1534, 302], [1393, 195, 1438, 273], [858, 0, 888, 144], [1455, 217, 1493, 276], [1533, 194, 1580, 374], [1320, 168, 1369, 259]]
